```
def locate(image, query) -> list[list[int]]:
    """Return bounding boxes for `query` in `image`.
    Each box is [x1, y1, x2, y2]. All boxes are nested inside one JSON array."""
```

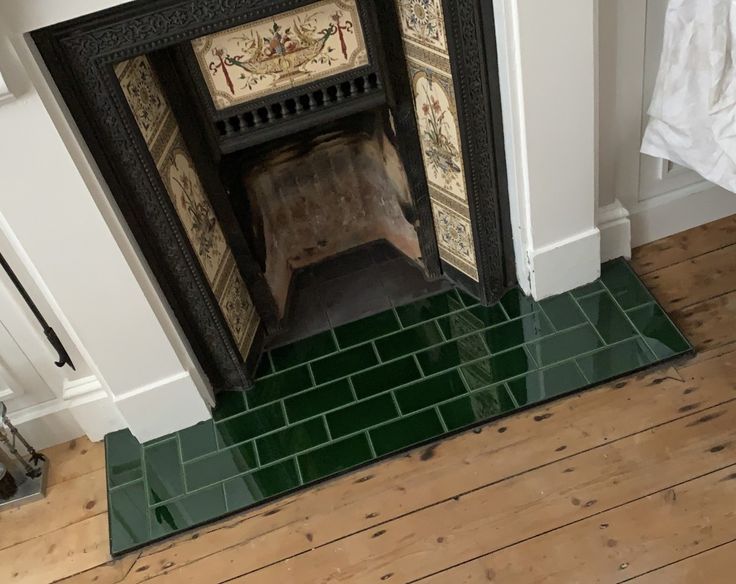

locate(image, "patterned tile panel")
[[105, 259, 691, 555], [395, 1, 479, 281], [191, 0, 369, 110], [115, 56, 259, 358]]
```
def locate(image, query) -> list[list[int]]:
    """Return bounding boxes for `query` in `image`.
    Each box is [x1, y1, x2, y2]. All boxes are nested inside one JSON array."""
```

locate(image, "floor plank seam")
[[615, 536, 736, 583], [634, 240, 736, 276], [210, 397, 736, 583], [403, 461, 736, 584]]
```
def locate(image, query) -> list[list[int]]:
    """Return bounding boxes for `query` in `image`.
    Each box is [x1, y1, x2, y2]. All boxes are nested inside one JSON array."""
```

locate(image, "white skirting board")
[[629, 182, 736, 248]]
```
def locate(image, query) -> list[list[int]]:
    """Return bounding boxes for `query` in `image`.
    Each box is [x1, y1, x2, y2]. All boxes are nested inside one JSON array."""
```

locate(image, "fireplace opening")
[[223, 109, 434, 345], [33, 0, 516, 389]]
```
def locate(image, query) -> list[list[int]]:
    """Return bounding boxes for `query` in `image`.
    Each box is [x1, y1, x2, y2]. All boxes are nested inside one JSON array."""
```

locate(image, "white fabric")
[[641, 0, 736, 193]]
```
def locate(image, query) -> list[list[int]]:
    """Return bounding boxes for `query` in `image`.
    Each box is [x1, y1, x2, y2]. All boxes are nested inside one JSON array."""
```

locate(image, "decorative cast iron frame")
[[31, 0, 514, 392]]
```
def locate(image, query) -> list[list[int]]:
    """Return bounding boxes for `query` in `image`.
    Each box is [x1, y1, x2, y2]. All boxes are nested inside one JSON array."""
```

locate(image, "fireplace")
[[32, 0, 514, 392]]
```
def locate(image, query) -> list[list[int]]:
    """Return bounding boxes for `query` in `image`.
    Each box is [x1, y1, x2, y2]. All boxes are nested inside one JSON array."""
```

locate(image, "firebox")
[[33, 0, 514, 392]]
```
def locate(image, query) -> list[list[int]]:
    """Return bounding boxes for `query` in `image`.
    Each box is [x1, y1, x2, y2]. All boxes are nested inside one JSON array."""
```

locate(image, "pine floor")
[[5, 215, 736, 584]]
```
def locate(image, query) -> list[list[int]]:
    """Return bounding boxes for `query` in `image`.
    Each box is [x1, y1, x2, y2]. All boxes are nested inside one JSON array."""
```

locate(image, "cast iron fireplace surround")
[[32, 0, 514, 393]]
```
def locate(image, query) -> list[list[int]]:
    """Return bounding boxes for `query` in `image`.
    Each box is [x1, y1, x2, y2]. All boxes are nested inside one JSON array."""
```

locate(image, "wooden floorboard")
[[5, 216, 736, 583]]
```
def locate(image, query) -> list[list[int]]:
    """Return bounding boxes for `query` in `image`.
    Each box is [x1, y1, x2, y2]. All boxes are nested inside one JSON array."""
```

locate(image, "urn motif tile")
[[192, 0, 369, 110], [411, 68, 466, 203]]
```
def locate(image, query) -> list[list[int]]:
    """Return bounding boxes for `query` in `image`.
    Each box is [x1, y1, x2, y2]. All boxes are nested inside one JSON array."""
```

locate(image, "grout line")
[[347, 376, 358, 401], [175, 434, 188, 493], [436, 405, 448, 433], [569, 292, 608, 346], [365, 430, 377, 458], [598, 276, 659, 359], [322, 415, 332, 441]]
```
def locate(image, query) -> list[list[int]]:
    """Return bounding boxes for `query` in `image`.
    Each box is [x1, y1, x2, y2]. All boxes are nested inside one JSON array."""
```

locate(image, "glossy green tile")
[[578, 292, 637, 344], [462, 347, 535, 390], [576, 338, 657, 383], [395, 370, 467, 413], [539, 293, 587, 330], [106, 429, 143, 488], [145, 439, 184, 505], [213, 391, 248, 421], [150, 484, 226, 539], [255, 354, 273, 379], [311, 344, 378, 385], [571, 280, 604, 297], [298, 434, 373, 483], [184, 442, 257, 491], [416, 335, 488, 375], [375, 321, 444, 361], [284, 379, 354, 423], [437, 304, 507, 340], [109, 481, 149, 554], [351, 356, 422, 399], [370, 409, 444, 456], [179, 421, 218, 462], [216, 403, 286, 448], [627, 303, 691, 360], [223, 459, 301, 510], [457, 289, 480, 307], [246, 366, 313, 408], [601, 259, 653, 309], [483, 312, 555, 354], [270, 331, 337, 371], [526, 324, 603, 367], [107, 275, 691, 557], [256, 418, 329, 465], [440, 385, 516, 431], [500, 288, 539, 319], [327, 394, 398, 438], [507, 361, 588, 407], [395, 290, 463, 326], [334, 310, 400, 349]]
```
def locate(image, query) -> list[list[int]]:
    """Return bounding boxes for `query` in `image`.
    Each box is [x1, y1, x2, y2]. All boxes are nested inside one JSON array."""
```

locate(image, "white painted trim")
[[527, 227, 601, 300], [493, 0, 600, 299], [630, 181, 736, 247], [493, 0, 533, 294], [598, 199, 631, 261], [0, 71, 13, 104], [113, 371, 210, 443]]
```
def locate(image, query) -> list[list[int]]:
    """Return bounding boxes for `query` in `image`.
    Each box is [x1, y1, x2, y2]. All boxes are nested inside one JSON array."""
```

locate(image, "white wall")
[[597, 0, 736, 253], [0, 0, 212, 447], [494, 0, 600, 299]]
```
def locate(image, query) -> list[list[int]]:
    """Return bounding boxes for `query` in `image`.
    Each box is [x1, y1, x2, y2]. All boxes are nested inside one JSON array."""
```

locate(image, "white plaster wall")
[[0, 0, 212, 447]]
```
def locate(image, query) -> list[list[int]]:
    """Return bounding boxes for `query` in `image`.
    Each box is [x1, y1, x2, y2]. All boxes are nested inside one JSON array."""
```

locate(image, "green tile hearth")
[[105, 258, 691, 555]]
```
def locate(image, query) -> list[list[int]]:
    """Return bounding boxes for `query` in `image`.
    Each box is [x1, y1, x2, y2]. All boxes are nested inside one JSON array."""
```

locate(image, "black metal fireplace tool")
[[0, 251, 75, 371]]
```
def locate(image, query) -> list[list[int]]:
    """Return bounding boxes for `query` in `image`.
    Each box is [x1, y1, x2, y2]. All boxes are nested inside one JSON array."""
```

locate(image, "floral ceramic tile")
[[115, 58, 169, 146], [432, 201, 478, 280], [409, 64, 466, 203], [218, 257, 259, 348], [396, 0, 448, 54], [158, 130, 229, 285], [192, 0, 369, 110], [116, 56, 259, 358]]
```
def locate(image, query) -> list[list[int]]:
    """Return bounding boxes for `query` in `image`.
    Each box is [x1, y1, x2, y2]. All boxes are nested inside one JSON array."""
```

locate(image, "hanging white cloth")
[[641, 0, 736, 193]]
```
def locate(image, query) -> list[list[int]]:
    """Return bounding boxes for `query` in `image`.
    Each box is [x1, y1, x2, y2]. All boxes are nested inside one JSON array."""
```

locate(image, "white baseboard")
[[528, 227, 602, 300], [6, 375, 126, 448], [114, 371, 211, 443], [630, 182, 736, 247], [598, 200, 632, 261]]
